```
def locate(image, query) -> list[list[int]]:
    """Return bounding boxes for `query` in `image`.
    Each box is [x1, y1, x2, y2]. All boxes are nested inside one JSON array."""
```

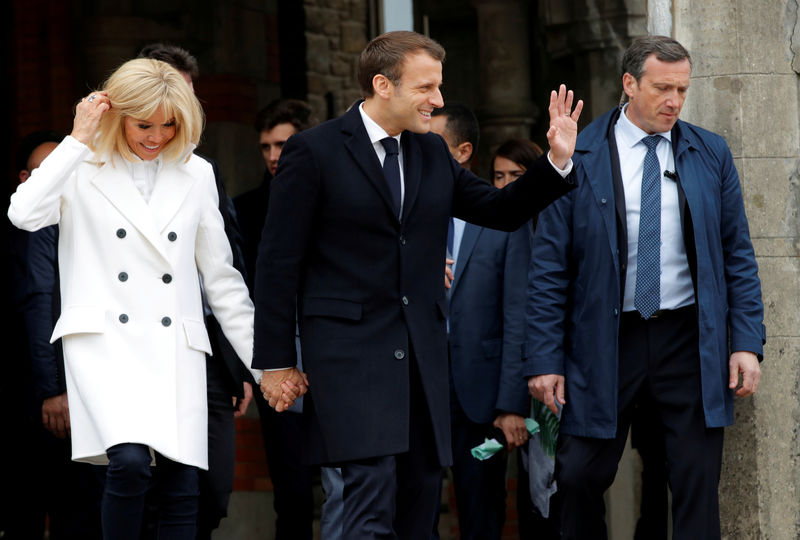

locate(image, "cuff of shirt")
[[547, 151, 573, 177]]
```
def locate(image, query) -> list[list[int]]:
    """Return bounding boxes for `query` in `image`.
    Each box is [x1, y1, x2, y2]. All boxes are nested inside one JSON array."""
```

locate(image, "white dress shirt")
[[359, 102, 405, 216], [615, 105, 694, 312]]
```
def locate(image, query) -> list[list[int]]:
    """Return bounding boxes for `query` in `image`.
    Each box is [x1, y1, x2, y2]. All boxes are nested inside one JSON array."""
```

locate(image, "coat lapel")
[[451, 222, 481, 298], [89, 159, 170, 263], [400, 133, 422, 223], [148, 162, 198, 234], [341, 105, 402, 223]]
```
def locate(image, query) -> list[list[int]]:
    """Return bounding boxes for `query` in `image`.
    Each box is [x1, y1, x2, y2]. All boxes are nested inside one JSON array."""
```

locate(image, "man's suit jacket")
[[449, 222, 531, 425], [253, 103, 574, 466], [524, 107, 765, 439]]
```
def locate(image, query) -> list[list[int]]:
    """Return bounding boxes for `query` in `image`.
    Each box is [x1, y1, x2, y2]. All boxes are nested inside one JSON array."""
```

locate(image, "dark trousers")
[[0, 417, 103, 540], [254, 395, 314, 540], [102, 443, 198, 540], [196, 357, 237, 539], [449, 386, 506, 540], [631, 394, 669, 540], [555, 306, 724, 540], [341, 359, 443, 540]]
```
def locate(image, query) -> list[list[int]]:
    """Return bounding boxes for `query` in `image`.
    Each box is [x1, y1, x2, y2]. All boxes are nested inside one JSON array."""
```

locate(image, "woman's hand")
[[71, 91, 110, 145]]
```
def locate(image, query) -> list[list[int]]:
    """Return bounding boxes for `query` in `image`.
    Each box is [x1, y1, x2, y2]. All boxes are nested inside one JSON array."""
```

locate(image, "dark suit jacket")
[[200, 155, 253, 396], [449, 222, 531, 425], [525, 107, 765, 438], [253, 103, 574, 465]]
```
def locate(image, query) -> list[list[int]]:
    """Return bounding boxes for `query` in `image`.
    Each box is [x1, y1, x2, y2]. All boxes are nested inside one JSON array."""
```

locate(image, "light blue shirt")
[[615, 104, 694, 312]]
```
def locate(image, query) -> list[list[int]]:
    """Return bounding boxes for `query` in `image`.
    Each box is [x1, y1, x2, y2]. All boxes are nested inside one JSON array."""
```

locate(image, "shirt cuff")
[[547, 151, 573, 177]]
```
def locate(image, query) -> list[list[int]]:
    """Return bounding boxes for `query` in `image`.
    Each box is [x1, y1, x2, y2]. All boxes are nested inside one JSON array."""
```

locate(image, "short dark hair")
[[621, 35, 692, 82], [17, 130, 63, 172], [137, 42, 200, 82], [491, 138, 543, 177], [357, 31, 445, 98], [254, 99, 317, 134], [431, 103, 479, 153]]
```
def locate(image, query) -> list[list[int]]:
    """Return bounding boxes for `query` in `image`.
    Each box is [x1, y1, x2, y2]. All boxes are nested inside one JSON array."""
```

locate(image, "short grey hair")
[[621, 35, 692, 82]]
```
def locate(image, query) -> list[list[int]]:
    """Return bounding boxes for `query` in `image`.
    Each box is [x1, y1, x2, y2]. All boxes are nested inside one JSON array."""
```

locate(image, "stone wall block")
[[752, 337, 800, 538], [755, 254, 800, 338], [738, 157, 800, 240], [306, 33, 332, 74], [341, 20, 367, 53], [306, 7, 342, 36], [739, 74, 800, 158], [720, 393, 759, 539], [680, 76, 743, 157], [331, 53, 355, 77], [674, 0, 739, 77], [735, 0, 794, 74]]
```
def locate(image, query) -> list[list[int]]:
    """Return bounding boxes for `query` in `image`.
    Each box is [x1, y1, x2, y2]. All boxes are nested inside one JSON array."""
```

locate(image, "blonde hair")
[[90, 58, 204, 163]]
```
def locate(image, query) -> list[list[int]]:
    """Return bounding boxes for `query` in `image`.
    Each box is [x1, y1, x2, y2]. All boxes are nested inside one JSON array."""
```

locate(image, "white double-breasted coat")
[[8, 136, 257, 469]]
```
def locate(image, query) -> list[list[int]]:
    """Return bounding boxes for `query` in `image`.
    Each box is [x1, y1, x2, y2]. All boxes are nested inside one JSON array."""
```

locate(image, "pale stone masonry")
[[676, 0, 800, 537]]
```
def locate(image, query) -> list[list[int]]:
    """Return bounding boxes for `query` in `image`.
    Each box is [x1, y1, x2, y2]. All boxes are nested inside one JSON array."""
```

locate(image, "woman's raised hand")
[[71, 91, 110, 145]]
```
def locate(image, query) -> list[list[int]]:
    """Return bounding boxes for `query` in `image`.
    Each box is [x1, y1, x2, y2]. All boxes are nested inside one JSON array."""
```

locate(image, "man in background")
[[526, 36, 764, 539], [137, 43, 254, 538], [431, 104, 532, 539], [4, 130, 103, 539]]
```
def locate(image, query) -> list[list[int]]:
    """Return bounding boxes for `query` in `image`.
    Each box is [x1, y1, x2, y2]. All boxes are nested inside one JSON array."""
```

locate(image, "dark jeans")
[[102, 443, 198, 540]]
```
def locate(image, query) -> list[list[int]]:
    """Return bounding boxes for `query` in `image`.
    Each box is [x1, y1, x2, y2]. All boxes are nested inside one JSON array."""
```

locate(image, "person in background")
[[431, 107, 532, 540], [526, 35, 764, 539], [8, 58, 260, 540], [136, 42, 254, 539], [235, 99, 345, 540], [4, 130, 103, 539]]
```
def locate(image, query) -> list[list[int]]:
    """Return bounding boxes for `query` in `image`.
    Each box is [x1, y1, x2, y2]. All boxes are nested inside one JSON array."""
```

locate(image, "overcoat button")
[[401, 296, 409, 306], [161, 317, 172, 327], [394, 349, 406, 360], [116, 228, 126, 238], [168, 232, 177, 241], [162, 274, 172, 284], [118, 272, 128, 282], [399, 235, 406, 245], [601, 198, 607, 204], [119, 314, 129, 323], [613, 308, 619, 316]]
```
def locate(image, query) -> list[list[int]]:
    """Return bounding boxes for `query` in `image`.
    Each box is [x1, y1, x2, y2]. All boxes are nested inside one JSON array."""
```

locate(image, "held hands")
[[42, 392, 70, 439], [547, 84, 584, 170], [528, 374, 566, 415], [493, 412, 529, 450], [729, 351, 760, 397], [71, 91, 110, 145], [260, 367, 310, 412]]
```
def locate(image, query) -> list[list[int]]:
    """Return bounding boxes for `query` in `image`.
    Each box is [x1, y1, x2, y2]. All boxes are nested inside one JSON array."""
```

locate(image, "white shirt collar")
[[616, 103, 672, 149], [358, 102, 402, 147]]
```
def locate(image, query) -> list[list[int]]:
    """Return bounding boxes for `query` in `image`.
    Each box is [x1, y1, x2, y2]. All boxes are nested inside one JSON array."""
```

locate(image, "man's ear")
[[622, 72, 637, 101], [372, 74, 393, 99], [454, 142, 473, 166], [18, 170, 30, 184]]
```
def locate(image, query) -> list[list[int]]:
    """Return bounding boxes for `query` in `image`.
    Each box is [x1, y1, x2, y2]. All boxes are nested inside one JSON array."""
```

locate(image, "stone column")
[[674, 0, 800, 537], [470, 0, 536, 175]]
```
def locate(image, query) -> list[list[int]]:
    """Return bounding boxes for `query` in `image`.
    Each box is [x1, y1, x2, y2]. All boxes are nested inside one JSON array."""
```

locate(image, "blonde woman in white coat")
[[8, 58, 267, 539]]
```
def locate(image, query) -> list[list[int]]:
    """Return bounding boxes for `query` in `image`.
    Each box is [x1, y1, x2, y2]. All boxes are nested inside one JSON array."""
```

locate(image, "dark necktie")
[[380, 137, 402, 216], [634, 135, 663, 319]]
